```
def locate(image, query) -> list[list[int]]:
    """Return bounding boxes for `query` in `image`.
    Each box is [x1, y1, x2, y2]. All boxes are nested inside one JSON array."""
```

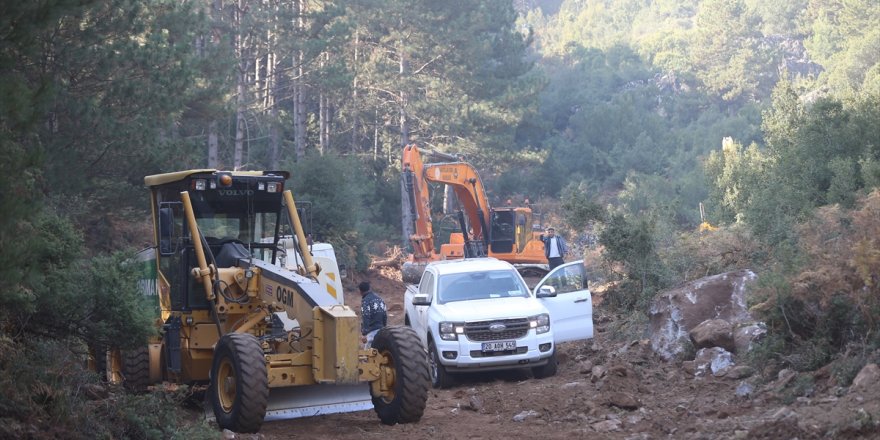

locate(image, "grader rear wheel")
[[370, 326, 429, 425], [122, 346, 151, 392], [210, 333, 269, 433]]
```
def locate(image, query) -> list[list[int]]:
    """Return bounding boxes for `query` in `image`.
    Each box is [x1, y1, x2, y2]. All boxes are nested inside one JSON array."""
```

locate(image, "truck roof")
[[426, 258, 516, 276]]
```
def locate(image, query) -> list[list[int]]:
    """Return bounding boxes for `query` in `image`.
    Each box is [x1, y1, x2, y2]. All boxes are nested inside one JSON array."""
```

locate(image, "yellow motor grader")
[[102, 169, 428, 433]]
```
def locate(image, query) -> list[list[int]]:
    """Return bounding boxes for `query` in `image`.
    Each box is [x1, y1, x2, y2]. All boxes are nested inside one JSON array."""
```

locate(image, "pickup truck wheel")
[[370, 326, 430, 425], [531, 350, 558, 379], [428, 340, 455, 389], [210, 333, 269, 434]]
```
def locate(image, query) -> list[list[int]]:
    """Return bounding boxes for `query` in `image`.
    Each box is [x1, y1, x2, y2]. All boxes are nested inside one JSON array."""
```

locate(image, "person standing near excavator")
[[540, 226, 568, 271], [359, 281, 387, 347]]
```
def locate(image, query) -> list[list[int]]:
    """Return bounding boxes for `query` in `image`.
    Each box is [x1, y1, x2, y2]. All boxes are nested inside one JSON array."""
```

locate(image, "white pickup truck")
[[404, 257, 593, 388]]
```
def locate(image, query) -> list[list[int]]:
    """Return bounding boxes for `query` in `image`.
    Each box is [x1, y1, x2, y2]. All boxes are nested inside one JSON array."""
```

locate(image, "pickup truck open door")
[[534, 260, 594, 344]]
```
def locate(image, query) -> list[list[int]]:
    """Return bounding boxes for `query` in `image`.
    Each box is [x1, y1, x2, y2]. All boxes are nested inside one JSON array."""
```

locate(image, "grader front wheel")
[[210, 333, 269, 433], [370, 326, 430, 425]]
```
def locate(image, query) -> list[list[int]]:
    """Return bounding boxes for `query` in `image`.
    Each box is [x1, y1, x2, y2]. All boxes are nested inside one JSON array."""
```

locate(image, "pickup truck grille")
[[464, 318, 530, 341]]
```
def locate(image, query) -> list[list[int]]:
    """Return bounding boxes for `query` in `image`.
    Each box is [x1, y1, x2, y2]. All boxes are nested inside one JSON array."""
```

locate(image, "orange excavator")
[[400, 144, 548, 282]]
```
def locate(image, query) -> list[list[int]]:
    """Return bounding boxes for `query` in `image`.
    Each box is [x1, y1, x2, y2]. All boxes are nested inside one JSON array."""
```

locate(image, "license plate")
[[481, 341, 516, 352]]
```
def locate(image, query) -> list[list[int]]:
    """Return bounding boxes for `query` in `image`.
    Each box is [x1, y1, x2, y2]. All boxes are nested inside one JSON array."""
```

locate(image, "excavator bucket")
[[207, 384, 374, 423]]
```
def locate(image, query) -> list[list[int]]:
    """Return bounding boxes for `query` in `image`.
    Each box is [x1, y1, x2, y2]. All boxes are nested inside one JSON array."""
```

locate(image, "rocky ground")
[[254, 267, 880, 440]]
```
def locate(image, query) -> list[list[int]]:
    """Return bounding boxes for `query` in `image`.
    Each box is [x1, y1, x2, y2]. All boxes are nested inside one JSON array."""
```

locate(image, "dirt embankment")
[[257, 268, 879, 440]]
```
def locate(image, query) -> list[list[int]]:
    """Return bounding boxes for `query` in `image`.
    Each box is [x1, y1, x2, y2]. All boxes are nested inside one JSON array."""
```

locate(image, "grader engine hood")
[[249, 258, 340, 313]]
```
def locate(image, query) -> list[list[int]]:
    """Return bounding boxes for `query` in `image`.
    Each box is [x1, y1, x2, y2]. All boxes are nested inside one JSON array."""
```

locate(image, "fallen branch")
[[370, 246, 404, 269]]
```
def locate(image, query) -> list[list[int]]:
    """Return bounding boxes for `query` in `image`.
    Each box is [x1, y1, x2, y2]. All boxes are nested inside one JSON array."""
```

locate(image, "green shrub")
[[782, 375, 816, 404], [744, 330, 789, 376], [560, 181, 605, 230], [599, 212, 667, 311], [101, 387, 215, 440], [832, 352, 870, 387], [0, 337, 214, 440]]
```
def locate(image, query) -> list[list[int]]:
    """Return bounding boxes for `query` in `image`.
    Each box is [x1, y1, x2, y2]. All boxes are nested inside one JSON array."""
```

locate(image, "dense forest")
[[1, 0, 878, 437]]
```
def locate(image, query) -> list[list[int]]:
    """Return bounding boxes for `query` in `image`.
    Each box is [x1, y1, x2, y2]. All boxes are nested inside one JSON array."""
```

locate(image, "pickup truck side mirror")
[[412, 293, 431, 306], [536, 285, 556, 298]]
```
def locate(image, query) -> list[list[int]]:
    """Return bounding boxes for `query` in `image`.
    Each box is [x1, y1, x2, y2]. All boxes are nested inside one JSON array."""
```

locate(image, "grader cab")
[[107, 169, 428, 433]]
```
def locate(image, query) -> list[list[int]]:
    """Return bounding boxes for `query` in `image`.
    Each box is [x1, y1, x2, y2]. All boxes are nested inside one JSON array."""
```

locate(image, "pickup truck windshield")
[[437, 270, 529, 304]]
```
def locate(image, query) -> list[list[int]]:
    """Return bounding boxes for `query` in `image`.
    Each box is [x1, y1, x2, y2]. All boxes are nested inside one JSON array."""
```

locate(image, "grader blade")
[[265, 384, 373, 420], [206, 384, 373, 423]]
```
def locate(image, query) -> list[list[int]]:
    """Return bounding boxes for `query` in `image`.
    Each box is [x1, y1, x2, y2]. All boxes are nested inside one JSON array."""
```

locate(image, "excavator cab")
[[489, 209, 516, 253]]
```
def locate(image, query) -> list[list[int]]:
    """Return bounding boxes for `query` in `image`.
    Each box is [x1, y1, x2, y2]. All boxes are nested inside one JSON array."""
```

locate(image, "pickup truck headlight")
[[439, 321, 464, 341], [529, 314, 550, 334]]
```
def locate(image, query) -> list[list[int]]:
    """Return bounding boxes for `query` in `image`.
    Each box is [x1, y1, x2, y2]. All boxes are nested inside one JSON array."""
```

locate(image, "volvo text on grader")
[[100, 169, 429, 433]]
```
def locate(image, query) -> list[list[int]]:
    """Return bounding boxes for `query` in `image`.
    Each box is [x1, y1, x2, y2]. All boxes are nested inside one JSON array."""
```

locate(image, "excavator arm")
[[401, 144, 491, 262]]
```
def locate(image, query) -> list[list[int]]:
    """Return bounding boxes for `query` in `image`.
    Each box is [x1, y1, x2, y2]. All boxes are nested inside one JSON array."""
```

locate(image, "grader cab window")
[[155, 176, 288, 311]]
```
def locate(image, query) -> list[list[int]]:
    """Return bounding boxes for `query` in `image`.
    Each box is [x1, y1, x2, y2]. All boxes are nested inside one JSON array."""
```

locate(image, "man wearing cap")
[[540, 226, 568, 271]]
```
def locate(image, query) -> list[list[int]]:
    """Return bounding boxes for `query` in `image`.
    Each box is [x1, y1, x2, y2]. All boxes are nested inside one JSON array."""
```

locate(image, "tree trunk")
[[351, 29, 360, 153], [318, 92, 326, 155], [208, 120, 219, 168], [234, 70, 246, 169], [232, 0, 246, 169], [268, 52, 280, 168], [373, 106, 379, 160], [399, 48, 410, 147], [266, 4, 280, 169], [292, 0, 306, 160]]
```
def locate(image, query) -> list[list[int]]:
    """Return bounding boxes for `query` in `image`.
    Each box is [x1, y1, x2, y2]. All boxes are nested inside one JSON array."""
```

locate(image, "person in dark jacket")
[[540, 226, 568, 271], [359, 281, 387, 347]]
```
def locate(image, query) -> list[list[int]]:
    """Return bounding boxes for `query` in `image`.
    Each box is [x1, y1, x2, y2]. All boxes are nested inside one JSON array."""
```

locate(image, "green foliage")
[[599, 212, 668, 310], [0, 337, 214, 440], [832, 348, 876, 387], [690, 0, 774, 101], [104, 388, 216, 440], [782, 374, 816, 404], [705, 137, 770, 223], [346, 0, 538, 159], [706, 81, 880, 251], [805, 0, 880, 95], [1, 211, 154, 349], [744, 331, 787, 374], [661, 224, 762, 285], [286, 154, 398, 270], [560, 181, 604, 230], [743, 192, 880, 373], [827, 157, 859, 207]]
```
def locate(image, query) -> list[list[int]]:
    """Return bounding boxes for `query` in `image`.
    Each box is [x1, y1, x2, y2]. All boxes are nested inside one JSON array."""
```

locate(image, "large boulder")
[[733, 322, 767, 354], [689, 318, 735, 352], [850, 363, 879, 394], [693, 347, 735, 377], [649, 270, 758, 360]]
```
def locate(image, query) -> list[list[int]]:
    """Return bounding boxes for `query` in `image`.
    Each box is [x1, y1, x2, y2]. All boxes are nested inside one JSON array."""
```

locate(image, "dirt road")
[[257, 268, 879, 440]]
